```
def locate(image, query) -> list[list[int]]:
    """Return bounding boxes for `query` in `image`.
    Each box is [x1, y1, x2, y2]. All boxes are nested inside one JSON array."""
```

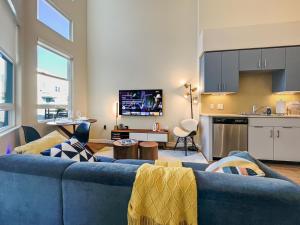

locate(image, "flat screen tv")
[[119, 89, 163, 116]]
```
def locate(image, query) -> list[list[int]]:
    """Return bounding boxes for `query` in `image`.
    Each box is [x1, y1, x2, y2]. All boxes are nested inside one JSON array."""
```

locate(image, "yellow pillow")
[[15, 130, 67, 154]]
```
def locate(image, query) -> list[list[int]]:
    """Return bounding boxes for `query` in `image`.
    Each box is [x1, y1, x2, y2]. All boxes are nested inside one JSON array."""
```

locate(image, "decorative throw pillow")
[[205, 155, 265, 177], [41, 138, 96, 162], [15, 130, 67, 154]]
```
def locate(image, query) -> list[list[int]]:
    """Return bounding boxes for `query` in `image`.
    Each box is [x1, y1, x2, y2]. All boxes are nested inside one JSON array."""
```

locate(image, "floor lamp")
[[184, 83, 198, 119]]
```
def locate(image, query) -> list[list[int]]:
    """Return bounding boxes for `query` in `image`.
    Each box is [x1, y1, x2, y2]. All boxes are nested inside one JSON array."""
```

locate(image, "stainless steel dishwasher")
[[213, 117, 248, 158]]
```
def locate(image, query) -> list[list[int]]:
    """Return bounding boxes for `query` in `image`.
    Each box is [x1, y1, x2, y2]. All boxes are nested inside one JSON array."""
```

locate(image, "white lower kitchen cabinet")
[[274, 127, 300, 161], [248, 126, 274, 160], [248, 118, 300, 162]]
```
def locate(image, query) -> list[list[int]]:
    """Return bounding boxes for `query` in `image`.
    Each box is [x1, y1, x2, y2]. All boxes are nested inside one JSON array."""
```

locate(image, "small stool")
[[113, 140, 138, 159], [139, 142, 158, 160]]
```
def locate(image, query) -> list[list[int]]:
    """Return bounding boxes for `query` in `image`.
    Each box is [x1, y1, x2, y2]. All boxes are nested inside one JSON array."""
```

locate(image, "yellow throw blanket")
[[128, 160, 198, 225]]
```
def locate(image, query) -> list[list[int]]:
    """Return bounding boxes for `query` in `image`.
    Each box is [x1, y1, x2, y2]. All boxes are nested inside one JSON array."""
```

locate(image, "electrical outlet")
[[217, 104, 224, 110], [210, 104, 214, 109]]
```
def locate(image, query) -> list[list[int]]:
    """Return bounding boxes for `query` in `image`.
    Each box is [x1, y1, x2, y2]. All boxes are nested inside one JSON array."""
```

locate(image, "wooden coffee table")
[[139, 141, 158, 160], [113, 140, 138, 159]]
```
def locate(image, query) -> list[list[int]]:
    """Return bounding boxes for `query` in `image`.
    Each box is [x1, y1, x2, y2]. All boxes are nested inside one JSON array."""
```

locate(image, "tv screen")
[[119, 89, 163, 116]]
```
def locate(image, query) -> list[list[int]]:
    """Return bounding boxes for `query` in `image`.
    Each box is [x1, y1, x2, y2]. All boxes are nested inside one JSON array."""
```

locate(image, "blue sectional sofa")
[[0, 153, 299, 225]]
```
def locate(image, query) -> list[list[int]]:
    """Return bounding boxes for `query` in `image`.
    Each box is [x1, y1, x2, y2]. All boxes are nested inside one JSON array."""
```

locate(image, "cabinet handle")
[[277, 130, 280, 138], [258, 59, 261, 68], [254, 126, 263, 128], [218, 83, 221, 91], [282, 127, 292, 129], [223, 83, 226, 91], [264, 59, 267, 68], [270, 129, 273, 138]]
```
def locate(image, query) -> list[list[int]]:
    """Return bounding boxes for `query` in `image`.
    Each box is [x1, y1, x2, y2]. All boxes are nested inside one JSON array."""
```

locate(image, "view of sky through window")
[[37, 0, 72, 40], [37, 45, 71, 121], [37, 45, 69, 79]]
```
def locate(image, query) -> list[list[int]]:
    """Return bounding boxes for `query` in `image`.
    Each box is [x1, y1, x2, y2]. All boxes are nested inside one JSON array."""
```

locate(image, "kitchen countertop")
[[199, 113, 300, 118]]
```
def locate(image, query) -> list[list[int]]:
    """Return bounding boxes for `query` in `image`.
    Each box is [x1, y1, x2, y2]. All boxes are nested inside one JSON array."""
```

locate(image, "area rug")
[[95, 147, 208, 164]]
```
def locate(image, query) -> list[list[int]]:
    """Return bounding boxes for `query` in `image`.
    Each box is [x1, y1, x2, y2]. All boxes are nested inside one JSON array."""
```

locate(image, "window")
[[0, 52, 14, 131], [37, 0, 72, 40], [37, 44, 72, 121]]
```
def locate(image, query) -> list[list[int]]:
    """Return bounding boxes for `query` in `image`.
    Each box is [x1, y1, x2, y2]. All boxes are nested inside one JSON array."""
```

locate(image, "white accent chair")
[[173, 119, 199, 156]]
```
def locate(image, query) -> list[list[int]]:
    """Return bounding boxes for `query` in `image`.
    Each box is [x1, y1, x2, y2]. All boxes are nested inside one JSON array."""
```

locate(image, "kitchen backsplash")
[[200, 72, 300, 114]]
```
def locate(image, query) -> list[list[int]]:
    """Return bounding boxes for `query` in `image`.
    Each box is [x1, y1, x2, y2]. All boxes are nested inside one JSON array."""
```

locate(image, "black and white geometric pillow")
[[41, 138, 96, 162]]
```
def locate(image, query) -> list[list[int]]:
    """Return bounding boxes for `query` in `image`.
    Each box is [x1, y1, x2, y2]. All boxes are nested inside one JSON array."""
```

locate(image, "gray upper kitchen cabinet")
[[261, 48, 285, 70], [240, 48, 286, 71], [273, 46, 300, 92], [221, 51, 239, 92], [201, 52, 222, 92], [239, 49, 262, 71], [200, 51, 239, 93], [285, 46, 300, 91]]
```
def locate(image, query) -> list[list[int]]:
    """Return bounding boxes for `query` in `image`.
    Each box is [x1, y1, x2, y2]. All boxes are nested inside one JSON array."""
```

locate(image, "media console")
[[111, 129, 169, 144]]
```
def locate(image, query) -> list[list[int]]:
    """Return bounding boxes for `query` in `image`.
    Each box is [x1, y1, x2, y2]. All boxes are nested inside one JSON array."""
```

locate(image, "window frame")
[[36, 42, 73, 122], [0, 49, 16, 133], [36, 0, 73, 41]]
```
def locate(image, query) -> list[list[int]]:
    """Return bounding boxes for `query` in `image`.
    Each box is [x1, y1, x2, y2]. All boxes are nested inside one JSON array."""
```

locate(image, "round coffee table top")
[[139, 141, 158, 148], [113, 139, 138, 147]]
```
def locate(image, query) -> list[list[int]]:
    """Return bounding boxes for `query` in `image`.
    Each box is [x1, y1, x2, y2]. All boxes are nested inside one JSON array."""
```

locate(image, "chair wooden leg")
[[174, 137, 180, 150]]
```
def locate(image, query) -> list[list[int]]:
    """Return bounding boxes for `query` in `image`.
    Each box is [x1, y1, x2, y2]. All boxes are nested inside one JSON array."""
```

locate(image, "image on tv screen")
[[119, 89, 163, 116]]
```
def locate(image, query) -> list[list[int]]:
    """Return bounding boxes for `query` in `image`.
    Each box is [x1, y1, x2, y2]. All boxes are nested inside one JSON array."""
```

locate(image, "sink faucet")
[[252, 105, 267, 114]]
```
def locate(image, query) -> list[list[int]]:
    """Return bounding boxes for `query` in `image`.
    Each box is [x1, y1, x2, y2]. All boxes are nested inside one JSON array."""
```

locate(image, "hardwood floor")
[[265, 163, 300, 184], [88, 142, 300, 184], [88, 142, 110, 153]]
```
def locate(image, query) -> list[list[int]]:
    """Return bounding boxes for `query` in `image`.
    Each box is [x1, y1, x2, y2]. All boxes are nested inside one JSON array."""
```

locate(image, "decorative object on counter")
[[276, 100, 286, 115], [266, 107, 272, 115], [184, 83, 198, 119], [286, 101, 300, 115], [152, 122, 160, 131]]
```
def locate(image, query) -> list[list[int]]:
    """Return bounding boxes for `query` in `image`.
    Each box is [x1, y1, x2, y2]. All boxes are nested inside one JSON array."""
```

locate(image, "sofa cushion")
[[14, 130, 67, 154], [41, 138, 96, 162], [0, 155, 75, 225], [205, 155, 265, 176], [229, 151, 296, 183]]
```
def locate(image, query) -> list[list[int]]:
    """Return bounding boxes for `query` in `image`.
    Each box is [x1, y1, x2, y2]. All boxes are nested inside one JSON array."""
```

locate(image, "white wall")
[[198, 0, 300, 29], [87, 0, 199, 141], [198, 0, 300, 53]]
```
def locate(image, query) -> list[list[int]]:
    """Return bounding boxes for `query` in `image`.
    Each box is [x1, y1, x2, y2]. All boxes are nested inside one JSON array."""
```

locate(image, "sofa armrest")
[[195, 171, 300, 225]]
